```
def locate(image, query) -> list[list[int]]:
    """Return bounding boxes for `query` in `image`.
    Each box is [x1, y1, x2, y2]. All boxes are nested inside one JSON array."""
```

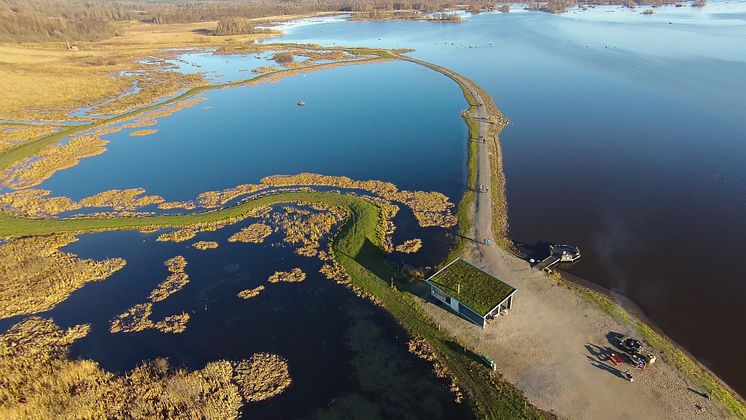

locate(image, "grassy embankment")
[[0, 191, 543, 419]]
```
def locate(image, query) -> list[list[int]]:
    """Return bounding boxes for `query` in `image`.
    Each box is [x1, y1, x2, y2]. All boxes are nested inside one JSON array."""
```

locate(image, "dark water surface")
[[276, 2, 746, 394], [1, 207, 469, 418]]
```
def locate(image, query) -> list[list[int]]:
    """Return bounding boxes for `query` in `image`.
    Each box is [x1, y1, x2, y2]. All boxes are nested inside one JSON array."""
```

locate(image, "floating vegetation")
[[148, 256, 189, 302], [270, 203, 346, 257], [197, 183, 266, 208], [267, 268, 306, 284], [129, 129, 157, 137], [0, 188, 80, 217], [396, 238, 422, 254], [1, 317, 290, 418], [80, 188, 165, 211], [193, 241, 219, 250], [109, 302, 190, 334], [0, 234, 125, 319], [228, 223, 272, 243], [233, 353, 292, 402], [2, 135, 107, 189], [156, 228, 197, 243], [237, 285, 265, 300], [261, 173, 456, 228], [158, 200, 197, 210]]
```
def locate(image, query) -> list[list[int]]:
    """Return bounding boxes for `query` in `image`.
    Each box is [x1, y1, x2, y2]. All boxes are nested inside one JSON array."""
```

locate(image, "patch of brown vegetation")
[[197, 183, 266, 208], [0, 188, 81, 217], [237, 285, 265, 300], [261, 173, 456, 228], [2, 135, 108, 189], [80, 188, 165, 210], [267, 268, 306, 284], [0, 234, 126, 319], [0, 124, 60, 152], [270, 203, 346, 257], [156, 228, 197, 243], [158, 200, 197, 210], [129, 129, 158, 137], [1, 317, 290, 418], [408, 336, 436, 362], [233, 353, 292, 402], [109, 302, 190, 334], [228, 223, 272, 243], [148, 256, 189, 302], [193, 240, 219, 250], [396, 238, 422, 254], [252, 66, 278, 74]]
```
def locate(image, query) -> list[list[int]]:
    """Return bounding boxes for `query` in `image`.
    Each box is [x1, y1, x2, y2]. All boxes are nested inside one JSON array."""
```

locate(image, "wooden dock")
[[532, 245, 580, 271]]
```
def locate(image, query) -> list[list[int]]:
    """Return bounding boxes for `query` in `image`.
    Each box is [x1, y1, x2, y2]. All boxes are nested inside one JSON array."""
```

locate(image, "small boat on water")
[[297, 101, 305, 107]]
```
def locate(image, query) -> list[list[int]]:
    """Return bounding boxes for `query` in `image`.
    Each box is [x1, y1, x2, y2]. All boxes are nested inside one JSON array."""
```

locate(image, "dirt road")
[[408, 58, 734, 420]]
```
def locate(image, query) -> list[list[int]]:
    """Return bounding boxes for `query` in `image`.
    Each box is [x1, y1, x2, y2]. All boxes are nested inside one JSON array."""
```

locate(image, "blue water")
[[40, 60, 467, 203], [274, 2, 746, 394]]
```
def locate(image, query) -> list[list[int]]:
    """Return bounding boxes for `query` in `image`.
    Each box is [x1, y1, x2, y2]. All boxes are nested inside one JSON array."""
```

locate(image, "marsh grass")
[[193, 240, 219, 250], [267, 268, 306, 284], [1, 135, 108, 189], [148, 256, 189, 302], [80, 188, 165, 211], [0, 317, 291, 418], [0, 188, 81, 217], [237, 285, 265, 300], [0, 234, 125, 319], [395, 238, 422, 254], [227, 223, 272, 243], [129, 129, 158, 137]]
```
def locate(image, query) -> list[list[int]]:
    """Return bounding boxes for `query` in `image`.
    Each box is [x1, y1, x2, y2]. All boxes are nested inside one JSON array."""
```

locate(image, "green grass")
[[562, 277, 746, 418], [428, 259, 515, 316]]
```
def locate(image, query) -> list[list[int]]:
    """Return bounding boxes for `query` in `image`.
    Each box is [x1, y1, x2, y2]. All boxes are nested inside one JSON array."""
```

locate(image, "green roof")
[[427, 258, 516, 316]]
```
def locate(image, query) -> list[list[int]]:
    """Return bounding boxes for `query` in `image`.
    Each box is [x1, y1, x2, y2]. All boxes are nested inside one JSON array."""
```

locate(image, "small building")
[[425, 258, 516, 328]]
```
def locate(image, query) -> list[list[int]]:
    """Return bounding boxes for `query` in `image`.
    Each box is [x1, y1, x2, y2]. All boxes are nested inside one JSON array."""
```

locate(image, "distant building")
[[426, 258, 516, 328]]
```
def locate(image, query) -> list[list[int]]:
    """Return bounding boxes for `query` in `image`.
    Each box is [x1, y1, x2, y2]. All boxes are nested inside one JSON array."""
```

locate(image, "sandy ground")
[[418, 70, 734, 419]]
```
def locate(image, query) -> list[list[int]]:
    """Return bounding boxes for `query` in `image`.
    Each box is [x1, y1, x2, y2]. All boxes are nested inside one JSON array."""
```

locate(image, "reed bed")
[[1, 135, 108, 189], [156, 228, 197, 242], [237, 285, 265, 300], [1, 317, 291, 418], [227, 223, 272, 243], [148, 256, 189, 302], [198, 183, 266, 208], [0, 234, 125, 319], [192, 240, 218, 250], [0, 124, 60, 153], [80, 188, 165, 210], [267, 268, 306, 284], [158, 200, 197, 210], [129, 129, 158, 137], [0, 189, 80, 217], [395, 238, 422, 254], [261, 173, 456, 228], [270, 203, 346, 257], [109, 302, 190, 334]]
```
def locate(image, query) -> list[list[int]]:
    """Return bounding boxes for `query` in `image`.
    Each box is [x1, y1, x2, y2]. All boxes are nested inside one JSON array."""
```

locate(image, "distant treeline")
[[0, 0, 687, 42]]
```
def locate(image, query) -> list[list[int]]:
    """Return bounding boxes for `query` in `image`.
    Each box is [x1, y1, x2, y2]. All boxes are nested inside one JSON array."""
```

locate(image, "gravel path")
[[413, 61, 734, 420]]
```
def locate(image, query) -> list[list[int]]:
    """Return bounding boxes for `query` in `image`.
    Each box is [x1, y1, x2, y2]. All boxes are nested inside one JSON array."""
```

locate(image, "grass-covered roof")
[[427, 258, 515, 316]]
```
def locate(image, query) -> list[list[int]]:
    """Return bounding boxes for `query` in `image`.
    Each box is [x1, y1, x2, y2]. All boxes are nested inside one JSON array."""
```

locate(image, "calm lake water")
[[40, 60, 467, 203], [275, 1, 746, 395]]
